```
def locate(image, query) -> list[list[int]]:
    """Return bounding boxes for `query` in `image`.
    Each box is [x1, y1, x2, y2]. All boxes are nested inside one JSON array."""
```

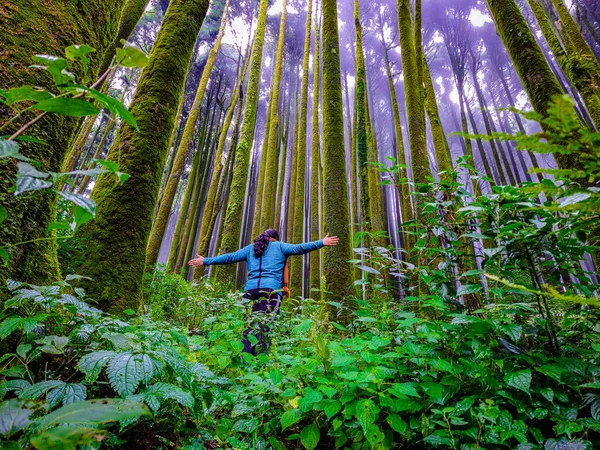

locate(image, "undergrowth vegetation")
[[1, 97, 599, 449]]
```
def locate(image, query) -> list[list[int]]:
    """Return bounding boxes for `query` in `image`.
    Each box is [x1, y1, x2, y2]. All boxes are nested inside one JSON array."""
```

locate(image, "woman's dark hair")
[[254, 228, 280, 257]]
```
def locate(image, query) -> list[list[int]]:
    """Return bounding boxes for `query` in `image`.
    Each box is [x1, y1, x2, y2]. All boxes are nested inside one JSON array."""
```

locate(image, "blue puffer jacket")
[[204, 240, 324, 291]]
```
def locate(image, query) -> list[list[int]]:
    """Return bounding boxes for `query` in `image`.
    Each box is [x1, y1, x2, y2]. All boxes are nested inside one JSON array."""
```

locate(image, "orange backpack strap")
[[282, 258, 290, 298]]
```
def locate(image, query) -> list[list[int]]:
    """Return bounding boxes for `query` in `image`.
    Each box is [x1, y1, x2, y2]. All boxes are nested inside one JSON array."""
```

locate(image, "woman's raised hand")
[[188, 254, 205, 267], [322, 233, 339, 246]]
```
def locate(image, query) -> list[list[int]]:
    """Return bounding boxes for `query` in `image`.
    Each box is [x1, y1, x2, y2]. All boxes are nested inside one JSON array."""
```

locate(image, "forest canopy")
[[0, 0, 599, 448]]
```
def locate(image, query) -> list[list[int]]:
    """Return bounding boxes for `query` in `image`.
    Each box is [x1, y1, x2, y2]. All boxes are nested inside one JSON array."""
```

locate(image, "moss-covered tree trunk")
[[0, 0, 128, 288], [260, 0, 288, 231], [213, 0, 269, 285], [423, 57, 452, 173], [322, 0, 353, 306], [72, 0, 210, 313], [354, 0, 371, 243], [309, 14, 322, 293], [485, 0, 571, 169], [365, 88, 386, 243], [397, 0, 428, 210], [289, 0, 314, 296], [286, 80, 301, 243], [274, 89, 292, 229], [528, 0, 600, 129], [98, 0, 151, 76], [146, 0, 230, 267]]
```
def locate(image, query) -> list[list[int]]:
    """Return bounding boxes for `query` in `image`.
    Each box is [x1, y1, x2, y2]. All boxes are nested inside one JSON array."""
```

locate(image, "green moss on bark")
[[214, 0, 269, 285], [72, 0, 210, 313], [485, 0, 566, 169], [146, 0, 230, 267], [310, 15, 322, 293], [290, 0, 314, 295], [322, 0, 353, 305], [0, 0, 127, 290], [260, 0, 288, 231]]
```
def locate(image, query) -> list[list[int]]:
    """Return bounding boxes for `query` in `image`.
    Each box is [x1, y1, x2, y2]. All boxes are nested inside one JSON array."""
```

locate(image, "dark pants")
[[242, 288, 281, 355]]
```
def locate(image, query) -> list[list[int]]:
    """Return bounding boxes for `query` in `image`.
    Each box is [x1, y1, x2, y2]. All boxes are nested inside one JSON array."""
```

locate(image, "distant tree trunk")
[[259, 0, 288, 230], [463, 94, 496, 184], [214, 0, 269, 285], [0, 0, 129, 288], [485, 0, 575, 170], [310, 14, 322, 293], [322, 0, 353, 306], [77, 119, 116, 194], [146, 0, 230, 267], [290, 0, 314, 295], [193, 58, 249, 281], [365, 88, 386, 241], [274, 87, 292, 230], [344, 71, 359, 245], [73, 0, 210, 313], [286, 80, 301, 243], [529, 0, 600, 129]]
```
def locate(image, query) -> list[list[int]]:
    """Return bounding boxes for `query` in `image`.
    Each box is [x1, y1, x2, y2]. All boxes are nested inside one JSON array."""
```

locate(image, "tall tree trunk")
[[290, 0, 314, 295], [214, 0, 269, 285], [528, 0, 600, 129], [259, 0, 288, 230], [485, 0, 573, 169], [365, 87, 386, 242], [463, 93, 495, 184], [286, 80, 301, 243], [310, 14, 322, 293], [274, 87, 292, 230], [73, 0, 210, 313], [354, 0, 371, 244], [397, 0, 428, 208], [322, 0, 353, 306], [0, 0, 128, 288], [146, 0, 230, 267]]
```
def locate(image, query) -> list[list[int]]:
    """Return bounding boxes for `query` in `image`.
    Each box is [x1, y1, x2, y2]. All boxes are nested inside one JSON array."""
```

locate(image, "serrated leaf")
[[0, 399, 34, 437], [590, 400, 600, 420], [107, 352, 143, 397], [40, 398, 150, 428], [231, 417, 259, 433], [280, 408, 301, 431], [149, 382, 194, 409], [270, 369, 283, 385], [33, 98, 99, 117], [62, 384, 86, 406], [386, 413, 407, 434], [356, 399, 379, 431], [300, 423, 320, 450], [19, 380, 64, 401], [504, 370, 531, 394], [457, 284, 482, 296], [322, 400, 341, 420], [0, 317, 23, 339], [78, 351, 116, 381]]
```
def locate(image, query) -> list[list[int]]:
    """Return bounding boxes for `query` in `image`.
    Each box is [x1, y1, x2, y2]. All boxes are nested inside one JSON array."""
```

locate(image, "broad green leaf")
[[423, 430, 454, 447], [17, 162, 49, 178], [0, 86, 52, 105], [33, 97, 99, 117], [558, 192, 591, 207], [322, 399, 341, 420], [40, 398, 149, 428], [280, 408, 301, 431], [149, 382, 194, 409], [30, 426, 104, 450], [19, 380, 64, 401], [0, 206, 6, 226], [355, 399, 379, 431], [0, 317, 23, 340], [48, 221, 71, 232], [270, 369, 283, 385], [356, 265, 381, 275], [0, 399, 34, 437], [300, 423, 320, 450], [55, 190, 96, 217], [107, 352, 143, 397], [421, 382, 446, 405], [231, 417, 259, 433], [73, 206, 93, 229], [65, 45, 95, 76], [457, 284, 482, 296], [92, 159, 119, 173], [0, 140, 19, 159], [116, 46, 148, 68], [31, 55, 69, 85], [0, 248, 10, 266], [386, 413, 407, 434], [391, 382, 420, 398], [504, 370, 532, 394], [78, 351, 116, 381], [73, 85, 138, 130]]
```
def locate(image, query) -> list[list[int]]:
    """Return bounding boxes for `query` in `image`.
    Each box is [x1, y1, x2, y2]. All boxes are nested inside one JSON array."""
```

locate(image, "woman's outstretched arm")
[[188, 245, 251, 267], [280, 233, 339, 256]]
